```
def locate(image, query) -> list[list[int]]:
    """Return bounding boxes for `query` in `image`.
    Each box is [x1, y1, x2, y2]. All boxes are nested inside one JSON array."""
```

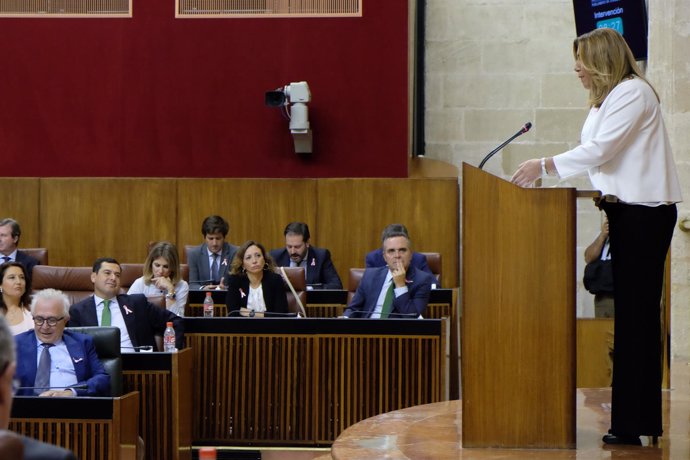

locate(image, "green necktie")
[[101, 299, 112, 326], [380, 282, 394, 319]]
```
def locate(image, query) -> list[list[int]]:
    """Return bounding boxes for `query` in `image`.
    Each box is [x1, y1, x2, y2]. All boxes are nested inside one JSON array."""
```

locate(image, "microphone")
[[227, 309, 298, 318], [16, 383, 89, 392], [190, 279, 219, 287], [121, 345, 155, 352], [478, 122, 532, 170], [386, 312, 421, 319]]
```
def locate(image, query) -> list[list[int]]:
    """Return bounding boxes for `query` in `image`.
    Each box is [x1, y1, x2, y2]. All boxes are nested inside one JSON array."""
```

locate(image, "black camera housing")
[[265, 90, 286, 107]]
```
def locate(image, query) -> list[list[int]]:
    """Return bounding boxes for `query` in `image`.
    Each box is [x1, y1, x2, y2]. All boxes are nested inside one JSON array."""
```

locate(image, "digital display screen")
[[572, 0, 648, 60]]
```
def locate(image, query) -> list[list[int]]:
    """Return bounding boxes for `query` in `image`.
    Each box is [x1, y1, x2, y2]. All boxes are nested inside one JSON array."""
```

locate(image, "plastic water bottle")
[[199, 447, 217, 460], [203, 292, 214, 318], [163, 322, 176, 352]]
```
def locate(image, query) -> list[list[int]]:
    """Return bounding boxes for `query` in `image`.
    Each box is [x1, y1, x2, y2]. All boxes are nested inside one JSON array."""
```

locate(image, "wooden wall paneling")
[[0, 178, 40, 247], [176, 179, 317, 258], [40, 178, 177, 266], [316, 178, 459, 288]]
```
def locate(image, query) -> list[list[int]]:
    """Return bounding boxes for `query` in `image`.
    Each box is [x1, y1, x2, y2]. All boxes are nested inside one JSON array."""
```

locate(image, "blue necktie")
[[211, 253, 219, 282]]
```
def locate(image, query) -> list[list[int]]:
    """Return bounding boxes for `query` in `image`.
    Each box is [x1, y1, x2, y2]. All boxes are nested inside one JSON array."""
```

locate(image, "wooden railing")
[[185, 317, 447, 445], [122, 349, 193, 460], [10, 392, 140, 459]]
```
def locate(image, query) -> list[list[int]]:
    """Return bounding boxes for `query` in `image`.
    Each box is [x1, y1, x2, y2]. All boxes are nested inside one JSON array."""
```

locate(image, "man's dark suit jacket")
[[188, 242, 238, 289], [14, 330, 110, 397], [344, 266, 434, 318], [269, 246, 343, 289], [15, 250, 40, 285], [225, 271, 289, 314], [365, 249, 440, 286], [22, 435, 76, 460], [68, 294, 184, 350]]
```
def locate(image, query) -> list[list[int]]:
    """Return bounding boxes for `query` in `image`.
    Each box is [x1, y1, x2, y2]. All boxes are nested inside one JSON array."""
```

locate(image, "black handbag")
[[583, 259, 614, 294]]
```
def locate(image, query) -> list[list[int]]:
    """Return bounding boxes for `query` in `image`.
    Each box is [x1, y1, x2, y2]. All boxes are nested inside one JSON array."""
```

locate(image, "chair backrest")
[[276, 266, 307, 315], [20, 248, 48, 265], [347, 268, 365, 304], [31, 266, 94, 305], [119, 263, 144, 291], [184, 244, 197, 265], [0, 430, 23, 458], [65, 326, 122, 397], [421, 252, 442, 284]]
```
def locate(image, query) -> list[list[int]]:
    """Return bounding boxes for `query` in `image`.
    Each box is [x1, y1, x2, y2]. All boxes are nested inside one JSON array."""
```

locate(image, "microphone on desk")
[[190, 279, 222, 287], [121, 345, 155, 352], [227, 309, 298, 318], [478, 122, 532, 170], [386, 312, 422, 319], [16, 383, 89, 393]]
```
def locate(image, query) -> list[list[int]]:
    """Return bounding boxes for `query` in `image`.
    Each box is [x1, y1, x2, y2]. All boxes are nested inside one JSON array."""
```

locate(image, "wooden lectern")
[[461, 163, 576, 449]]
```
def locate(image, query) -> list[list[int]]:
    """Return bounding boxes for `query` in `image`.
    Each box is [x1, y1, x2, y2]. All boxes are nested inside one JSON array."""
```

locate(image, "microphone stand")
[[478, 122, 532, 170]]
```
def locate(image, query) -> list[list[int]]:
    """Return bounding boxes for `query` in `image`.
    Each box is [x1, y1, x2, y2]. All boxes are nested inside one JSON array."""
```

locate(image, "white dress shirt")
[[369, 271, 409, 319], [94, 295, 135, 350], [127, 277, 189, 317], [553, 77, 682, 205], [35, 337, 77, 392]]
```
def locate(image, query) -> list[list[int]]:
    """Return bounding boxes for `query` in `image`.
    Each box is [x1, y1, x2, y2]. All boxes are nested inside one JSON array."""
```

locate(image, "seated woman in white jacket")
[[128, 241, 189, 316]]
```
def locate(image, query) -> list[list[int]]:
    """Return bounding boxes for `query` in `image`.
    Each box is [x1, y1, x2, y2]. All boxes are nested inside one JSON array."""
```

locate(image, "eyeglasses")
[[33, 316, 65, 327]]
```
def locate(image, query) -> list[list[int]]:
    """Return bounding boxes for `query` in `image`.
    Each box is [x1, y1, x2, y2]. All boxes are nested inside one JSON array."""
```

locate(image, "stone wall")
[[425, 0, 690, 357]]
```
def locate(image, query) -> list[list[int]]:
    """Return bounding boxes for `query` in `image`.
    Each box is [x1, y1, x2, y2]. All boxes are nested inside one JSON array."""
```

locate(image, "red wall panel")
[[0, 1, 408, 177]]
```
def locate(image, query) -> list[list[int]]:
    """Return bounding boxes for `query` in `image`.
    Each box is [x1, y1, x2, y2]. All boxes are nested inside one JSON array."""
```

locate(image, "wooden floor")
[[326, 359, 690, 459]]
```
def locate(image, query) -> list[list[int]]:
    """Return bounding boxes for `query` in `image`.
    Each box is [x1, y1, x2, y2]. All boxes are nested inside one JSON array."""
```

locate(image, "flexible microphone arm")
[[478, 122, 532, 170]]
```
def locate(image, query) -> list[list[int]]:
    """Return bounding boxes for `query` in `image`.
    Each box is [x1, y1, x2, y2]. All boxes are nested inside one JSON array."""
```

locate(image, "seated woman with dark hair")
[[225, 241, 288, 315], [0, 262, 33, 335], [128, 242, 189, 317]]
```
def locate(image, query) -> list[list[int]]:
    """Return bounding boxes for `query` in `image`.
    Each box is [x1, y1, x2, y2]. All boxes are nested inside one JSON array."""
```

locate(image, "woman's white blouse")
[[553, 77, 682, 204]]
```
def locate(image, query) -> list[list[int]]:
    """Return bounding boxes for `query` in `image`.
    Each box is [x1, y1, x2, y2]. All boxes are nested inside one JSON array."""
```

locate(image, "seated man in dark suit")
[[69, 258, 184, 351], [14, 289, 109, 397], [345, 232, 434, 318], [364, 223, 439, 286], [270, 222, 343, 289], [0, 218, 40, 285], [188, 215, 239, 290], [0, 316, 77, 459]]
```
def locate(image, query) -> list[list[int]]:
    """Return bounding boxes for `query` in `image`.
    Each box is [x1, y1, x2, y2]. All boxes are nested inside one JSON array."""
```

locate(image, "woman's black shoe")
[[602, 433, 642, 445]]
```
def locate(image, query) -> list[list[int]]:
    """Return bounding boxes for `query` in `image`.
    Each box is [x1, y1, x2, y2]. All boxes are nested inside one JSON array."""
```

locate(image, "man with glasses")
[[13, 288, 109, 397], [0, 316, 77, 458]]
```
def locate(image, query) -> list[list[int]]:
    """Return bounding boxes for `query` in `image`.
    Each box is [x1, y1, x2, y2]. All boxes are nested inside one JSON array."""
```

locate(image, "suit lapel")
[[117, 294, 139, 346], [368, 268, 389, 315], [84, 296, 100, 326], [220, 243, 232, 277], [63, 332, 87, 382], [199, 244, 211, 281], [305, 248, 316, 285], [21, 331, 39, 384]]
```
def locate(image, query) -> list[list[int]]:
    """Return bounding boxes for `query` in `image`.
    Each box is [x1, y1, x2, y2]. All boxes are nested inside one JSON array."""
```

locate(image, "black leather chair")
[[66, 326, 122, 397]]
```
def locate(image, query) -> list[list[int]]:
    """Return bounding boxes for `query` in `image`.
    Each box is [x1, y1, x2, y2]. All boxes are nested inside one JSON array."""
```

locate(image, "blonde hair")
[[143, 241, 181, 285], [574, 28, 657, 107]]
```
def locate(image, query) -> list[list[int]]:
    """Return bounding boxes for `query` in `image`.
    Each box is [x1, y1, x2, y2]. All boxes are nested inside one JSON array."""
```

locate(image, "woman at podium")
[[511, 28, 681, 446]]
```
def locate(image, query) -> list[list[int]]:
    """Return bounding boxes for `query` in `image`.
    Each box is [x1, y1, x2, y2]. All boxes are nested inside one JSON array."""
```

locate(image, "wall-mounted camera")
[[265, 81, 313, 154]]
